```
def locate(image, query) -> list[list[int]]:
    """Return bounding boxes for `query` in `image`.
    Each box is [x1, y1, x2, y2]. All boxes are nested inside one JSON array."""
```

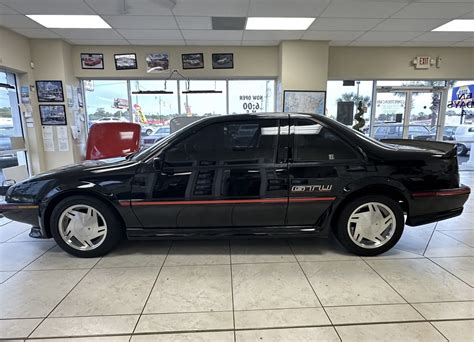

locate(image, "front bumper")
[[0, 202, 40, 226], [407, 185, 470, 226]]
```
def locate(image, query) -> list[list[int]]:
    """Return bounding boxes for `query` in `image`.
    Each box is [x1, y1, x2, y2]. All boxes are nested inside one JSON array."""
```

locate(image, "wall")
[[72, 45, 279, 79], [328, 46, 474, 80]]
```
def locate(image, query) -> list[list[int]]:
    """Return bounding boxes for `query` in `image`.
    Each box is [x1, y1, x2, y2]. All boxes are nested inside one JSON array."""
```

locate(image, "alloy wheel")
[[58, 204, 108, 251]]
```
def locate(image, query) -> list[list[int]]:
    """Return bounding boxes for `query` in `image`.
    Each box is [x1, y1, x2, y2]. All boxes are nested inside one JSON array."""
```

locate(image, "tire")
[[335, 195, 404, 256], [457, 144, 468, 156], [50, 195, 123, 258], [146, 129, 153, 136]]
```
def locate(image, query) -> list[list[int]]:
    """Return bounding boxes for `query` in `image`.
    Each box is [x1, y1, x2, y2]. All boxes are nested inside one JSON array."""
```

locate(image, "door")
[[287, 117, 363, 226], [131, 118, 289, 229], [373, 88, 443, 141]]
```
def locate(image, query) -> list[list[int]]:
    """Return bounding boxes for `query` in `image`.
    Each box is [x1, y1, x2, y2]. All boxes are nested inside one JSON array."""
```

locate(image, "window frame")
[[290, 117, 363, 163]]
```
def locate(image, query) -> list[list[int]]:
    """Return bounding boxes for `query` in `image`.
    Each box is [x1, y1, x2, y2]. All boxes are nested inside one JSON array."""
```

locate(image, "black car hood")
[[27, 157, 138, 182]]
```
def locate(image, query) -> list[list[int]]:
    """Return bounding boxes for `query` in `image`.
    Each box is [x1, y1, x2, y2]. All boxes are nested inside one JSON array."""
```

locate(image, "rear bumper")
[[0, 202, 39, 226], [407, 185, 470, 226]]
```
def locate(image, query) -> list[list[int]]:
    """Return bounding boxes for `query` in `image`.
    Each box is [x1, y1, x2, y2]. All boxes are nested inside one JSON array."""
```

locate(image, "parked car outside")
[[450, 125, 474, 156], [373, 124, 433, 140], [142, 126, 170, 146], [0, 113, 469, 258]]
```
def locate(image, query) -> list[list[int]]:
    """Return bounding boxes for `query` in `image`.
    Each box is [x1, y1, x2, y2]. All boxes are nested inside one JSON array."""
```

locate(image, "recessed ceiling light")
[[432, 19, 474, 32], [246, 17, 315, 30], [26, 15, 111, 29]]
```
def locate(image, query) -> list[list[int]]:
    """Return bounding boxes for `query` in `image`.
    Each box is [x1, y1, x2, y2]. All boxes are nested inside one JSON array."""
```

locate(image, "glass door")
[[372, 90, 407, 140], [372, 87, 443, 141]]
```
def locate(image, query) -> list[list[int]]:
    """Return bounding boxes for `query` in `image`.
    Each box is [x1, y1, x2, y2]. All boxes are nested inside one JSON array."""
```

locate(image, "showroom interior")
[[0, 0, 473, 341]]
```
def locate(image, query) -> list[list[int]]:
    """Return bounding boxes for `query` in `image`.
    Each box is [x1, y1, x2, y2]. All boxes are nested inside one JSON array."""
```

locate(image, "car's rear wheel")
[[146, 129, 153, 136], [50, 196, 122, 258], [335, 195, 404, 256]]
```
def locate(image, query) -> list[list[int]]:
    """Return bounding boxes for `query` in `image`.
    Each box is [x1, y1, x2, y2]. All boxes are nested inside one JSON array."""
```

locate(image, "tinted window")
[[165, 120, 278, 165], [293, 119, 358, 161]]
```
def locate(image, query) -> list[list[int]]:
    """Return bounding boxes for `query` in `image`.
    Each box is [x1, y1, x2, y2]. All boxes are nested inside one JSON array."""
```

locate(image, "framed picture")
[[80, 53, 104, 69], [146, 52, 169, 73], [39, 105, 67, 126], [36, 80, 64, 102], [212, 53, 233, 69], [283, 90, 326, 115], [182, 53, 204, 69], [114, 53, 137, 70]]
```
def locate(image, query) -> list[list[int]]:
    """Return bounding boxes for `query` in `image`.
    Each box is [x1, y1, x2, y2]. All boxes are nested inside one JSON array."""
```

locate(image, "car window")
[[292, 119, 359, 162], [388, 126, 398, 134], [165, 119, 279, 165], [375, 126, 387, 134]]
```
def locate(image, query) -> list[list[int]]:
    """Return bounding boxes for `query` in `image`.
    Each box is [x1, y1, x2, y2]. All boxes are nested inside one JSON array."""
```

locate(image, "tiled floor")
[[1, 174, 473, 341]]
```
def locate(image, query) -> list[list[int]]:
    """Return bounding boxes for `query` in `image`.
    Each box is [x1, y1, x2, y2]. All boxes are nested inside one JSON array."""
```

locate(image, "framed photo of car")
[[283, 90, 326, 115], [80, 53, 104, 69], [114, 53, 137, 70], [212, 53, 233, 69], [36, 80, 64, 103], [146, 52, 169, 73], [39, 105, 67, 126], [182, 53, 204, 69]]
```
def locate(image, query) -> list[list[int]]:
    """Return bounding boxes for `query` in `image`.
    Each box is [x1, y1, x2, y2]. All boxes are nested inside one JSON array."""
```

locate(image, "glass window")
[[84, 80, 130, 128], [179, 80, 227, 116], [228, 80, 275, 114], [165, 119, 278, 165], [326, 80, 373, 135], [0, 70, 27, 183], [377, 80, 447, 87], [131, 80, 179, 136], [293, 119, 358, 162]]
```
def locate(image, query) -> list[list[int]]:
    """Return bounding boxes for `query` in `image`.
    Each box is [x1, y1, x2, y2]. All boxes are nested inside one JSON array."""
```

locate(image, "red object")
[[86, 122, 141, 160]]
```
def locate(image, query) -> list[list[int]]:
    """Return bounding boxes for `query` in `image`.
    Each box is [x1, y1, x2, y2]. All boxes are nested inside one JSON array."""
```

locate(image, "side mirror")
[[153, 157, 163, 170]]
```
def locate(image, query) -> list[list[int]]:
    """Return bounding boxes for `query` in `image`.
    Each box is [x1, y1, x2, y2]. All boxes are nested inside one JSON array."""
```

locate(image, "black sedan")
[[0, 113, 470, 257]]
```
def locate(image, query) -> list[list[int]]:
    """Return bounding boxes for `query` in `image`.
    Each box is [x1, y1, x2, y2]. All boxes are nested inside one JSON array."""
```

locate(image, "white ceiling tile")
[[51, 28, 124, 39], [182, 29, 242, 40], [248, 0, 330, 17], [186, 40, 242, 46], [451, 41, 474, 47], [392, 3, 473, 19], [309, 18, 383, 31], [0, 3, 18, 14], [350, 41, 405, 46], [400, 41, 454, 47], [411, 32, 473, 42], [329, 40, 352, 46], [243, 30, 303, 40], [372, 18, 448, 32], [175, 16, 212, 30], [172, 0, 248, 16], [0, 14, 44, 28], [67, 38, 130, 45], [302, 30, 364, 41], [242, 40, 280, 46], [86, 0, 173, 15], [1, 0, 94, 14], [102, 15, 177, 29], [10, 27, 60, 38], [357, 31, 423, 41], [127, 39, 186, 45], [321, 0, 406, 18], [117, 29, 182, 39]]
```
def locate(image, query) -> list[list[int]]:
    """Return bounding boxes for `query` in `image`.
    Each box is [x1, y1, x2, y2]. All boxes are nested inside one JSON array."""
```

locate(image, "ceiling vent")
[[212, 17, 247, 30]]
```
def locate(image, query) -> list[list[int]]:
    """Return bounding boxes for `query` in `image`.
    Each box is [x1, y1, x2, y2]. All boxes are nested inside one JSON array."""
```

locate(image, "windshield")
[[132, 117, 208, 161]]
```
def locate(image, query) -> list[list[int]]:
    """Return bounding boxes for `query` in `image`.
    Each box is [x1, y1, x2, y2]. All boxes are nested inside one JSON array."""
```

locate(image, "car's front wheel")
[[457, 143, 468, 156], [335, 195, 404, 256], [50, 196, 123, 258]]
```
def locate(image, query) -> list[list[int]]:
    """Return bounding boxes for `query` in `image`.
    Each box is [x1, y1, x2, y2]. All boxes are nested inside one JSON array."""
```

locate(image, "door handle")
[[346, 165, 365, 172]]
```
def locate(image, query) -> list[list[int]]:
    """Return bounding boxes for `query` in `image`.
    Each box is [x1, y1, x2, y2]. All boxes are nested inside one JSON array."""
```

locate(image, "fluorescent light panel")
[[432, 19, 474, 32], [246, 17, 315, 30], [26, 15, 111, 29]]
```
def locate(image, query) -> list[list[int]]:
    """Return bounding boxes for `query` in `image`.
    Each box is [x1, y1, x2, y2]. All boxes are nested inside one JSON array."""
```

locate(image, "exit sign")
[[414, 56, 432, 69]]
